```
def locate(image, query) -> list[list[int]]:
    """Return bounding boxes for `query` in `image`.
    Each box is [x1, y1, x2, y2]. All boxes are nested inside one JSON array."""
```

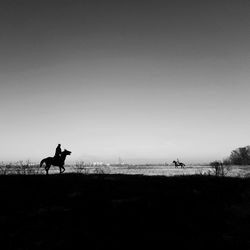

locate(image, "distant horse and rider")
[[172, 159, 185, 168], [40, 144, 71, 175]]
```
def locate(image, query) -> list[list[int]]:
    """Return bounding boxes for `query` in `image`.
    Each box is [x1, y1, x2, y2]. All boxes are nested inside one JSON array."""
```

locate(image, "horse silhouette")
[[40, 149, 71, 175], [173, 160, 185, 168]]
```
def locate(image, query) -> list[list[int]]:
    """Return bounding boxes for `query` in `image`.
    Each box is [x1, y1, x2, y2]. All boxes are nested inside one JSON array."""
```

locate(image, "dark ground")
[[0, 174, 250, 249]]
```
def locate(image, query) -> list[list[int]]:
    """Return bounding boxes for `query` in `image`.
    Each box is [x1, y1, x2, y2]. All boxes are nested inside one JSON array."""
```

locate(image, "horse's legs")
[[59, 166, 65, 174], [45, 164, 51, 175]]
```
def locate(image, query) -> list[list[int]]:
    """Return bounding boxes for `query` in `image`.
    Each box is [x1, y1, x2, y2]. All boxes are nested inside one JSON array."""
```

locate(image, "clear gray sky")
[[0, 0, 250, 163]]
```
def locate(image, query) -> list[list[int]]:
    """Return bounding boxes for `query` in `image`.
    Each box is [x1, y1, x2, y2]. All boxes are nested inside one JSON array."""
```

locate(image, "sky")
[[0, 0, 250, 164]]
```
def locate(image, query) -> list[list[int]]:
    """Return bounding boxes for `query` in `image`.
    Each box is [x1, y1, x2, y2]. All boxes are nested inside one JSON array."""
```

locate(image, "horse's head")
[[62, 149, 72, 156]]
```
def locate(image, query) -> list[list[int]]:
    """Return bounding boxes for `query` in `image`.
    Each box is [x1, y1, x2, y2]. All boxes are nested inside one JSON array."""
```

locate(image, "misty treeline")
[[211, 145, 250, 166], [209, 146, 250, 176], [226, 146, 250, 165]]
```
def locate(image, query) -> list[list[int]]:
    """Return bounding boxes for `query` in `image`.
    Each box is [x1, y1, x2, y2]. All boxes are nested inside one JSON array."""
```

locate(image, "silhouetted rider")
[[54, 144, 62, 159]]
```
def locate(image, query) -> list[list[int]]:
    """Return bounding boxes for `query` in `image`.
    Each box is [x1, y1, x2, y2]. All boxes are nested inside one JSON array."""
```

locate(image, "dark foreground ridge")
[[0, 174, 250, 249]]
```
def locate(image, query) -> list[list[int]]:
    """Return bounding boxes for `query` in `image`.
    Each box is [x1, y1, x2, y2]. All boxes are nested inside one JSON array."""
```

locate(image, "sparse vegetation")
[[0, 161, 42, 175], [72, 161, 90, 174]]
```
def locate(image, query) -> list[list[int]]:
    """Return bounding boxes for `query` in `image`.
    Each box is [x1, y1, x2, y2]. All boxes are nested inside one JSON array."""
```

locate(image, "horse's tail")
[[40, 159, 46, 168]]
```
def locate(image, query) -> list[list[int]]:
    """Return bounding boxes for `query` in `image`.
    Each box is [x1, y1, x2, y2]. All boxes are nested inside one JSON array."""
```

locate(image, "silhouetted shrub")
[[209, 161, 231, 176], [94, 166, 111, 174]]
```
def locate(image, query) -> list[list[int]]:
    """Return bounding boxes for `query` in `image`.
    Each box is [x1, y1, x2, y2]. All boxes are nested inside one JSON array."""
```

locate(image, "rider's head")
[[58, 144, 61, 147]]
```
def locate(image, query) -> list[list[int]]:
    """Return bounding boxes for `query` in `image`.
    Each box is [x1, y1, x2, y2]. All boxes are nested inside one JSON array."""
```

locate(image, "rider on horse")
[[54, 144, 62, 160], [40, 145, 71, 175]]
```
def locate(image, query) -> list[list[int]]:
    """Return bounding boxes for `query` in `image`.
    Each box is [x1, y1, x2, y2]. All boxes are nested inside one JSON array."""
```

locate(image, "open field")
[[1, 174, 250, 249], [1, 162, 250, 177]]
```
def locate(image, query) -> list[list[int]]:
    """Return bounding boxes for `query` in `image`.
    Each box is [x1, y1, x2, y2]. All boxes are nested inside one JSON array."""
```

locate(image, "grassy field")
[[0, 174, 250, 249]]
